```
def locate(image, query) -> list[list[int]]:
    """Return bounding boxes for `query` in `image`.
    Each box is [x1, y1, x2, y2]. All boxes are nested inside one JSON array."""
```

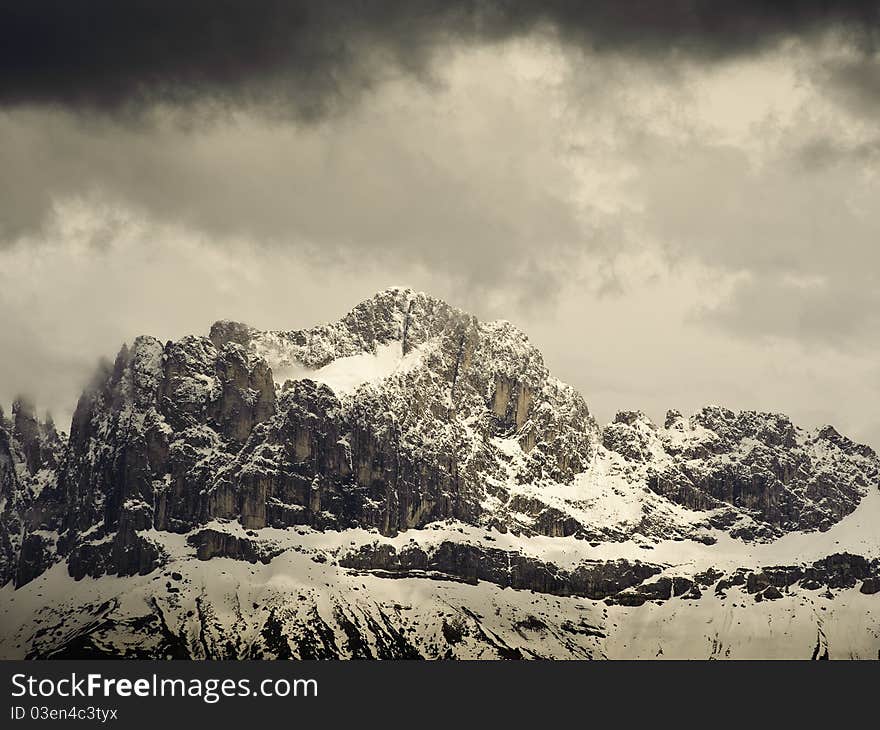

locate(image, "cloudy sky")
[[1, 1, 879, 448]]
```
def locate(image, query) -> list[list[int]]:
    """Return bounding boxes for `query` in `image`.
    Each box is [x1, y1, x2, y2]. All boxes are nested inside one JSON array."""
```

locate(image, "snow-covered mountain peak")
[[207, 289, 550, 404], [1, 289, 878, 659]]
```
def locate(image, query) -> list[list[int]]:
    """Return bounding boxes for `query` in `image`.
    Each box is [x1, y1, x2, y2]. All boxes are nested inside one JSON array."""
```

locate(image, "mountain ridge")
[[1, 287, 878, 659]]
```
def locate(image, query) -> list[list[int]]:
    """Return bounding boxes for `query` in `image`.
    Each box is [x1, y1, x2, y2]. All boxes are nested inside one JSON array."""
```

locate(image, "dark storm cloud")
[[2, 0, 878, 117], [820, 53, 880, 116], [796, 135, 880, 169]]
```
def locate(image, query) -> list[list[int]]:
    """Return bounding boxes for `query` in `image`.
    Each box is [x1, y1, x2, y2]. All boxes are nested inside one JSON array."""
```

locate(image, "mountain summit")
[[1, 289, 878, 659]]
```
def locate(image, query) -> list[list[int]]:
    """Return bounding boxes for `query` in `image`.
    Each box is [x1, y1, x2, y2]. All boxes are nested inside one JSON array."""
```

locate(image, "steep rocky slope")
[[0, 287, 878, 659], [0, 398, 65, 588]]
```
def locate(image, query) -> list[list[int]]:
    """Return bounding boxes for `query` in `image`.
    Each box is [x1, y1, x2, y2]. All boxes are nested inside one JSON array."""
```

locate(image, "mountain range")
[[1, 287, 878, 659]]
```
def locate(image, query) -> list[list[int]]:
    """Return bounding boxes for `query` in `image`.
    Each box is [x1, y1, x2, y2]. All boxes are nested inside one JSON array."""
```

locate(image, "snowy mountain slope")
[[0, 287, 877, 659], [1, 509, 878, 659]]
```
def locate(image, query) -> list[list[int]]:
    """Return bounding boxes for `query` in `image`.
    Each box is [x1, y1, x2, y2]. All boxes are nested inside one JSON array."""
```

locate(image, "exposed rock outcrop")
[[0, 400, 65, 587], [339, 541, 661, 599], [603, 407, 876, 537]]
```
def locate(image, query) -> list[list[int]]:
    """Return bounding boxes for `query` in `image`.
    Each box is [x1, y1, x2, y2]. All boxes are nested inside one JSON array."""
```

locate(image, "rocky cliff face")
[[602, 408, 877, 540], [0, 398, 65, 587], [1, 288, 878, 659], [34, 287, 603, 585]]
